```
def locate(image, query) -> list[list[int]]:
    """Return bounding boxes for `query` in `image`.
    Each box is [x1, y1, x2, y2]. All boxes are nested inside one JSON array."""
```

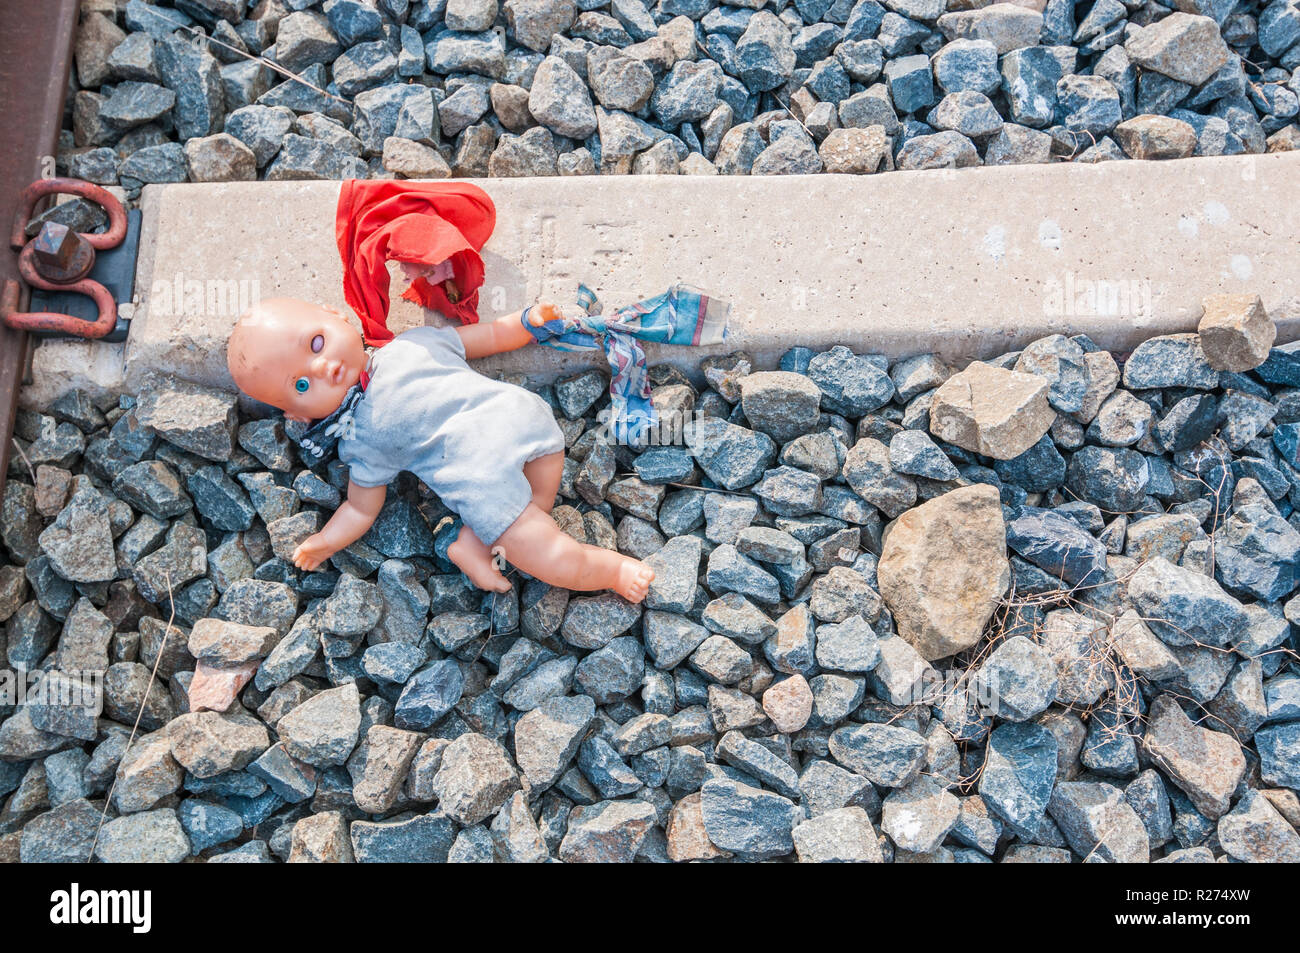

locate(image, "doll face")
[[227, 298, 367, 423]]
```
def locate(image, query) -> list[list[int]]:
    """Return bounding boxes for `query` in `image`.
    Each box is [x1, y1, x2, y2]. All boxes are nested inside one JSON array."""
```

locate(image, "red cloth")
[[336, 179, 497, 346]]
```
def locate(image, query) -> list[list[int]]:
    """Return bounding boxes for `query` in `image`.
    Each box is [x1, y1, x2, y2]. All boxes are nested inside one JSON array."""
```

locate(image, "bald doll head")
[[227, 297, 367, 423]]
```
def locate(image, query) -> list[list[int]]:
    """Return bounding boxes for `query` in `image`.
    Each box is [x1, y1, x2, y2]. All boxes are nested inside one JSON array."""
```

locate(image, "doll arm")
[[291, 480, 388, 571], [456, 304, 557, 360]]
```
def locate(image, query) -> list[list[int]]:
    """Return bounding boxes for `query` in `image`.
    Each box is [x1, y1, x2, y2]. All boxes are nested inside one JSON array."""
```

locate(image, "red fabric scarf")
[[336, 179, 497, 346]]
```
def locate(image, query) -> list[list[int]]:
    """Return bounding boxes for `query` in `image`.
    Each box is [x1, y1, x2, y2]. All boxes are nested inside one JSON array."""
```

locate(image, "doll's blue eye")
[[295, 377, 310, 393]]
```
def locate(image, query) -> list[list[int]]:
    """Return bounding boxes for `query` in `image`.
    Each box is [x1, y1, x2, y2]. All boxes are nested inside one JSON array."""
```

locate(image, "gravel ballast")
[[60, 0, 1300, 202], [3, 291, 1299, 862]]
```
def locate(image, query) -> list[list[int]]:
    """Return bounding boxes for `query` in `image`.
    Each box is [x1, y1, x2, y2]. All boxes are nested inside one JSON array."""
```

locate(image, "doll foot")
[[613, 558, 655, 603], [448, 534, 511, 593]]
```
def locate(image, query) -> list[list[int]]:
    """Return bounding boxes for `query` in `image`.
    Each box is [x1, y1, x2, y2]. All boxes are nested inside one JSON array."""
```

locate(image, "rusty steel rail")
[[0, 0, 81, 495]]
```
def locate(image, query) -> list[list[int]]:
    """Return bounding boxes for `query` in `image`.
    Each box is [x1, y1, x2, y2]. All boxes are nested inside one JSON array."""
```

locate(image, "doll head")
[[227, 297, 368, 423]]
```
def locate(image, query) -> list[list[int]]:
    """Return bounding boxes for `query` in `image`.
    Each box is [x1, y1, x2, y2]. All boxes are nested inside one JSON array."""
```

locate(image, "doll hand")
[[292, 533, 337, 572], [528, 303, 559, 327]]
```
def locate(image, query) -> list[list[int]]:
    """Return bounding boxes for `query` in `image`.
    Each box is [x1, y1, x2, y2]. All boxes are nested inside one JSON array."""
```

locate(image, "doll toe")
[[614, 559, 655, 603]]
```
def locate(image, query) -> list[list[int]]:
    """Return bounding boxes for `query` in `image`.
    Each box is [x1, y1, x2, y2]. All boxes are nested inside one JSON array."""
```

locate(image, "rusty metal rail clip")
[[1, 177, 129, 339]]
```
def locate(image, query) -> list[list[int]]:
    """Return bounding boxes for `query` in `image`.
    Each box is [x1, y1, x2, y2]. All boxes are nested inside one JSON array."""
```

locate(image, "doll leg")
[[494, 503, 654, 602], [447, 523, 512, 593], [447, 452, 562, 594], [522, 451, 564, 513]]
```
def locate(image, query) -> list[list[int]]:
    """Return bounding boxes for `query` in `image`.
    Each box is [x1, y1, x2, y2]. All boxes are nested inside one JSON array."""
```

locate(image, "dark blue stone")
[[1007, 507, 1109, 586], [352, 812, 458, 862], [1066, 445, 1150, 513], [1233, 456, 1291, 500], [184, 770, 268, 798], [993, 434, 1067, 493], [361, 496, 436, 559], [793, 23, 841, 67], [1257, 348, 1300, 387], [1156, 393, 1219, 453], [395, 659, 466, 729], [1174, 440, 1235, 523], [1167, 787, 1215, 848], [362, 641, 427, 684], [1123, 335, 1220, 390], [248, 744, 318, 803], [222, 789, 286, 828], [1010, 554, 1067, 595], [1081, 701, 1139, 777], [1214, 503, 1300, 601], [806, 57, 851, 103], [1256, 722, 1300, 789], [779, 346, 815, 375], [634, 446, 696, 484], [1219, 371, 1272, 399], [327, 0, 387, 47], [1052, 500, 1104, 533], [884, 53, 935, 114], [704, 33, 737, 75], [1273, 422, 1300, 467], [979, 722, 1059, 839], [842, 0, 886, 41], [180, 799, 244, 853], [577, 736, 643, 797]]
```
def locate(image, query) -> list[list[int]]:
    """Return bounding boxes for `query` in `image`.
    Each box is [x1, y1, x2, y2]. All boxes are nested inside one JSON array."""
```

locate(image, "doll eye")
[[295, 377, 310, 393], [311, 334, 324, 353]]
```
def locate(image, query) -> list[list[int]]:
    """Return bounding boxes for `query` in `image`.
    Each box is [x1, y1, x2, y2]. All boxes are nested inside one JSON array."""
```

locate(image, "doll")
[[226, 297, 656, 603]]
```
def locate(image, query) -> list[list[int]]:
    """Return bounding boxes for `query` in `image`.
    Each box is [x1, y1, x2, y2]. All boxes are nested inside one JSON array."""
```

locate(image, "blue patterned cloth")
[[523, 283, 730, 445], [285, 379, 366, 464]]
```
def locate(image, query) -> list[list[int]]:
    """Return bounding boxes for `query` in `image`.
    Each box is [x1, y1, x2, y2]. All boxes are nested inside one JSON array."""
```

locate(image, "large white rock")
[[1198, 293, 1276, 371], [928, 361, 1055, 460], [877, 483, 1010, 661]]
